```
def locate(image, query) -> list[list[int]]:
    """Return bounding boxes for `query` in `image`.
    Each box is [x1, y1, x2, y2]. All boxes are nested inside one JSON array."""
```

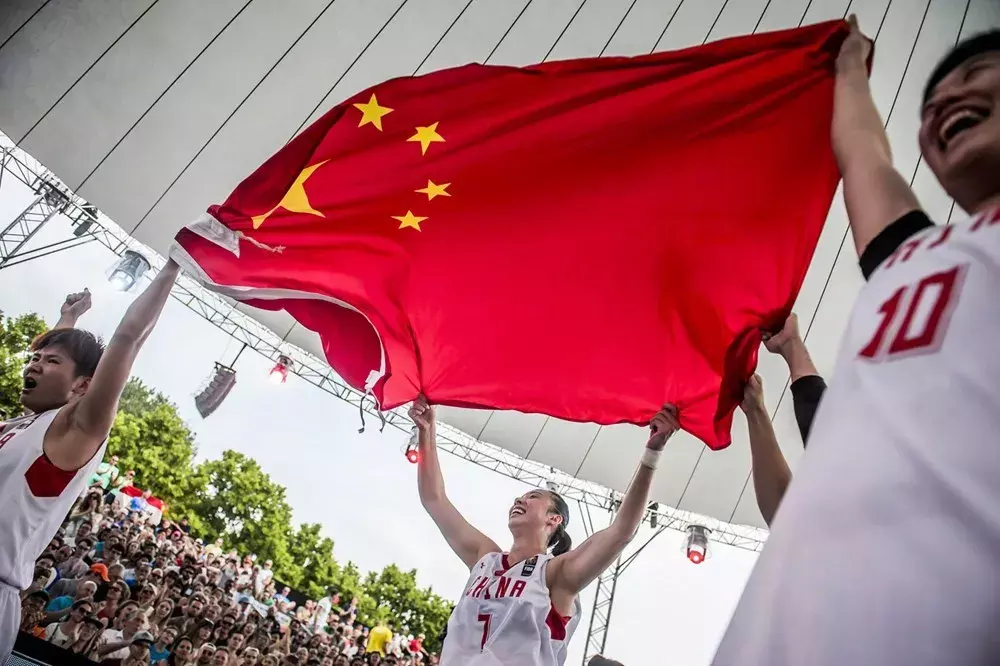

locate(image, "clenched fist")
[[61, 289, 92, 319], [647, 404, 680, 451], [408, 395, 435, 433]]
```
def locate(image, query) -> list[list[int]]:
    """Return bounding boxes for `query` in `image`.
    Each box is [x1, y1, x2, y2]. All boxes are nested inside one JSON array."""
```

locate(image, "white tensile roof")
[[1, 0, 995, 530]]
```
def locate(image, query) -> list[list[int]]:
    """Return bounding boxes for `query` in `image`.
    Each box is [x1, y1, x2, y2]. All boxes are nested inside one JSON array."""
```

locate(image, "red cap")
[[90, 563, 110, 581]]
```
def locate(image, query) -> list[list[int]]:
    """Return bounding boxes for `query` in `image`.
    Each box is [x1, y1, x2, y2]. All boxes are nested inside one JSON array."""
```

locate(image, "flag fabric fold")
[[171, 20, 849, 449]]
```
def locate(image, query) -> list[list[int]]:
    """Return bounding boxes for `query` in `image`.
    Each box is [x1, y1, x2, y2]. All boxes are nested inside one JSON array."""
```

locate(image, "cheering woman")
[[410, 396, 678, 665]]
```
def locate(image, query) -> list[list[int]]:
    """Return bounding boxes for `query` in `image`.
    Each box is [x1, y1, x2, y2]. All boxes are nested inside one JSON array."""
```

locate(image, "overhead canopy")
[[1, 0, 994, 529]]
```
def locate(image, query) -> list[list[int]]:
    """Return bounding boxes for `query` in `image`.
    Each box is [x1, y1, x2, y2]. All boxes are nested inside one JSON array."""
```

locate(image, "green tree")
[[0, 311, 47, 419], [192, 450, 296, 575], [360, 564, 453, 653], [286, 522, 341, 598]]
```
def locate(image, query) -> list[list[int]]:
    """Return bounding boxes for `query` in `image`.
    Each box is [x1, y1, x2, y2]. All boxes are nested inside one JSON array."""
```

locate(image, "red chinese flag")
[[172, 20, 849, 449]]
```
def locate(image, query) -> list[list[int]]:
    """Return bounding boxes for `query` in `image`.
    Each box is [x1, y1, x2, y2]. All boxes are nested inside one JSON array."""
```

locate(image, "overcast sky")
[[0, 177, 757, 666]]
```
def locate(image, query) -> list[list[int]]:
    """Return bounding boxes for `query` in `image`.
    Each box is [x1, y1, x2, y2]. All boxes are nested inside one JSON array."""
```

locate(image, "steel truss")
[[1, 133, 767, 661]]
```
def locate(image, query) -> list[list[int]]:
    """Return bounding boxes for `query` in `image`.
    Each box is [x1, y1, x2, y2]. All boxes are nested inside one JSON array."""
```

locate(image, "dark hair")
[[546, 492, 573, 556], [30, 328, 105, 378], [72, 599, 94, 612], [924, 29, 1000, 103], [26, 590, 49, 603], [83, 615, 104, 629]]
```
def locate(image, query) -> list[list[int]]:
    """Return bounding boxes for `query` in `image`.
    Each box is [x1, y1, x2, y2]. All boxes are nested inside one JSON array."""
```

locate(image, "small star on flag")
[[416, 180, 451, 200], [408, 122, 445, 155], [392, 211, 428, 231], [353, 94, 393, 131]]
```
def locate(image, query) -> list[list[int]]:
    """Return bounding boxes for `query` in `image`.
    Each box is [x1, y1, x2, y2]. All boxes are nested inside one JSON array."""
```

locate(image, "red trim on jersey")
[[545, 603, 571, 641], [501, 554, 510, 570], [24, 453, 77, 498]]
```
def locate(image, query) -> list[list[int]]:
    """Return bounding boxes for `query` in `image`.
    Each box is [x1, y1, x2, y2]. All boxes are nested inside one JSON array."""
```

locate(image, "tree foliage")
[[0, 315, 454, 645], [193, 450, 298, 575], [0, 311, 47, 419], [109, 379, 207, 528], [361, 565, 452, 653]]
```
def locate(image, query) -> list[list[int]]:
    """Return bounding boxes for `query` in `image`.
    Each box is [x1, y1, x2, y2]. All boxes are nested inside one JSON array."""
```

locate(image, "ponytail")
[[548, 525, 572, 556], [546, 491, 572, 556]]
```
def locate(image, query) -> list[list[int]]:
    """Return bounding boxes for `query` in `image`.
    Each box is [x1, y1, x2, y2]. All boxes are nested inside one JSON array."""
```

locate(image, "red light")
[[405, 447, 420, 464], [269, 355, 293, 384], [687, 550, 704, 564]]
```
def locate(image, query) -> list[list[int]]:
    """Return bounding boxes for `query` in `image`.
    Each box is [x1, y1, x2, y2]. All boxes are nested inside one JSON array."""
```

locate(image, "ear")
[[71, 375, 92, 397]]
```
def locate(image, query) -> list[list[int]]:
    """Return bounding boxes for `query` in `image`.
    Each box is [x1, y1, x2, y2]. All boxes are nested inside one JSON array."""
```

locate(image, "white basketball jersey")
[[440, 552, 581, 666], [714, 208, 1000, 665], [0, 408, 107, 590]]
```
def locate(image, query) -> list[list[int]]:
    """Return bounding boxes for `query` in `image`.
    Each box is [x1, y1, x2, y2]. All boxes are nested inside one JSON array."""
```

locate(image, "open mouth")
[[509, 506, 525, 518], [22, 376, 37, 392], [938, 104, 990, 151]]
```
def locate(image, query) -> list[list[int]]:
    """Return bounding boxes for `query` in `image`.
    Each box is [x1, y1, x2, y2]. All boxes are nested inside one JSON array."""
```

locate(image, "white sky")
[[0, 177, 758, 666]]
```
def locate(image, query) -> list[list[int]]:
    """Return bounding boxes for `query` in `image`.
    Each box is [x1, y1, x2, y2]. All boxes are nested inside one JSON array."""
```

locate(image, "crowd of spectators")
[[17, 459, 439, 666]]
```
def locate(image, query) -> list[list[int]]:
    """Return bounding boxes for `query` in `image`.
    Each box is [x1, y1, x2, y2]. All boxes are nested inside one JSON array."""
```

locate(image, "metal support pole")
[[0, 190, 65, 269], [583, 554, 624, 663]]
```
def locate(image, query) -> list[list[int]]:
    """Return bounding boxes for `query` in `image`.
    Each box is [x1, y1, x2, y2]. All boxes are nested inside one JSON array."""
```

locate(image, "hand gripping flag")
[[171, 20, 850, 449]]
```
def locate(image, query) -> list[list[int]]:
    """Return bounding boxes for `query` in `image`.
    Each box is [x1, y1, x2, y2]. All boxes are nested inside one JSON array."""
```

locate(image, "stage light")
[[684, 524, 711, 564], [108, 250, 151, 292], [545, 480, 560, 492], [194, 363, 237, 418], [405, 425, 420, 464], [648, 502, 659, 529], [269, 354, 293, 384]]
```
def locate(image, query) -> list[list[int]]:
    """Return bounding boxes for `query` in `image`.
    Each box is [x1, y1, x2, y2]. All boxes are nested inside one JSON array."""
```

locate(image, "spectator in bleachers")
[[16, 475, 442, 666]]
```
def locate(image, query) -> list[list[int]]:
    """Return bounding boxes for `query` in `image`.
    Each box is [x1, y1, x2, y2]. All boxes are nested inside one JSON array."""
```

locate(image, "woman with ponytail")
[[409, 395, 679, 666]]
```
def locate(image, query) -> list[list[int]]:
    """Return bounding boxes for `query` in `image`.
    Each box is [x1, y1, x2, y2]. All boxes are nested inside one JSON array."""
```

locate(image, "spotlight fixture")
[[108, 250, 151, 292], [684, 524, 711, 564], [404, 425, 420, 464], [269, 354, 293, 384]]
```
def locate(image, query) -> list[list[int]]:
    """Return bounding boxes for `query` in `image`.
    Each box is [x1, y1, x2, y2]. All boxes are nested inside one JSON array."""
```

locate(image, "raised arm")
[[409, 396, 500, 569], [46, 260, 180, 471], [53, 290, 92, 330], [741, 375, 791, 527], [548, 405, 679, 597], [763, 314, 826, 444], [834, 16, 922, 258]]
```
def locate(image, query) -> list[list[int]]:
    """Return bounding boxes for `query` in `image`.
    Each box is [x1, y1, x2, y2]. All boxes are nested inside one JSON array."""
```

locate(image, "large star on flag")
[[251, 161, 328, 229], [353, 94, 393, 131], [408, 122, 445, 155]]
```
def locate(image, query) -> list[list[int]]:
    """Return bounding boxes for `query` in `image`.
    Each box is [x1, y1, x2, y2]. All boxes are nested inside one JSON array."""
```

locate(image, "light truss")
[[0, 134, 768, 556], [583, 555, 624, 660]]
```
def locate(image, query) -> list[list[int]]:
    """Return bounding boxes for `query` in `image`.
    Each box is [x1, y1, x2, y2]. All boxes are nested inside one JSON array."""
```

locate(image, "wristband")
[[639, 447, 661, 470]]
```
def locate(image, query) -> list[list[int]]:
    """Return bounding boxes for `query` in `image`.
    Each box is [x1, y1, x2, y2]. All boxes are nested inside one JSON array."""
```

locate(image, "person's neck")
[[972, 191, 1000, 215], [507, 535, 547, 565]]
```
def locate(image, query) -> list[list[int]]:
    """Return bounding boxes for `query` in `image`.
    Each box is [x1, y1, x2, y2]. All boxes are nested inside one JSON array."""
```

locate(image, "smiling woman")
[[409, 395, 680, 666]]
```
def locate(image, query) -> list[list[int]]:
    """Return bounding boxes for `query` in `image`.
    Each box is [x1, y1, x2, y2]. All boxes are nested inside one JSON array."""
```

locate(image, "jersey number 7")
[[859, 264, 968, 361], [478, 613, 492, 651]]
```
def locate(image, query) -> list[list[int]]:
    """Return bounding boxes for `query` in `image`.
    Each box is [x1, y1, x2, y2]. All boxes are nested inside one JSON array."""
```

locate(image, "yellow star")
[[251, 161, 328, 229], [415, 180, 451, 201], [353, 94, 393, 131], [408, 122, 445, 155], [392, 211, 428, 231]]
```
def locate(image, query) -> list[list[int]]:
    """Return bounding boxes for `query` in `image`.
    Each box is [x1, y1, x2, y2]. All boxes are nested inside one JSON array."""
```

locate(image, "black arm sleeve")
[[858, 210, 935, 280], [790, 375, 827, 447]]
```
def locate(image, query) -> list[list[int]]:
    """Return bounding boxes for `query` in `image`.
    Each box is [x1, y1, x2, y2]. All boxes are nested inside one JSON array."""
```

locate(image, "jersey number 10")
[[859, 265, 967, 361]]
